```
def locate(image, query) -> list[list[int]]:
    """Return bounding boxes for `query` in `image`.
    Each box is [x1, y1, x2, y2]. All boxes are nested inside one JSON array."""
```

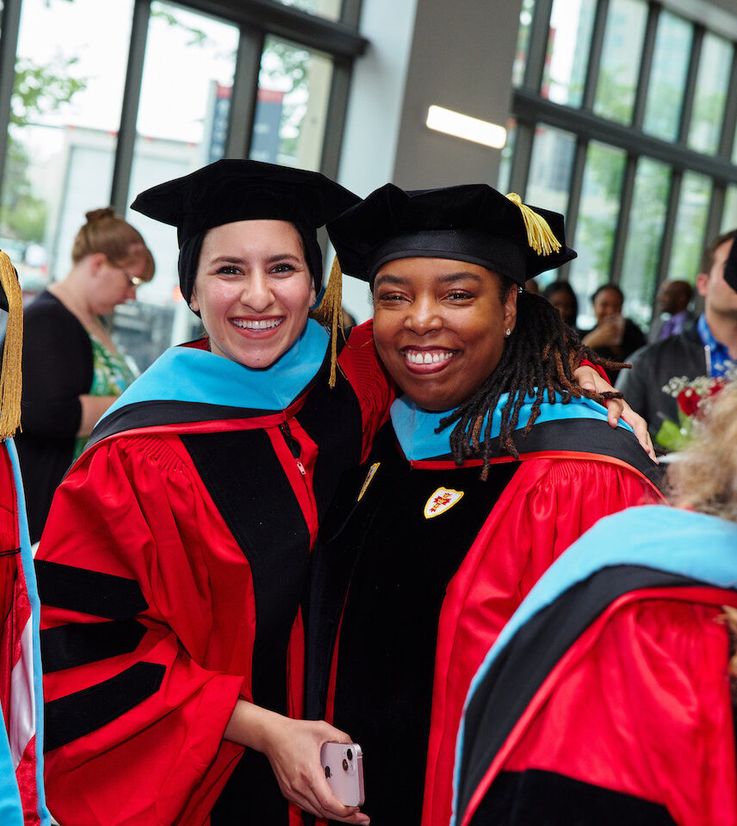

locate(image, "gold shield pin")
[[423, 487, 464, 519], [357, 462, 381, 502]]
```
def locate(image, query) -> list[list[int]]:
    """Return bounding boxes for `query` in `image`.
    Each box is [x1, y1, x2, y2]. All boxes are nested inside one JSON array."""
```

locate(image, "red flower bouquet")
[[656, 372, 733, 452]]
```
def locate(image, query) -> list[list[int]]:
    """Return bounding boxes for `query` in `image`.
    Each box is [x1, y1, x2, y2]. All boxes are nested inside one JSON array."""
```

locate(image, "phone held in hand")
[[320, 741, 365, 807]]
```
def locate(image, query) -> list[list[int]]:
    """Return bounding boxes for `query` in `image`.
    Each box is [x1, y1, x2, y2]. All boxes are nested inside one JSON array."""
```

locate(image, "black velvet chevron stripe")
[[44, 662, 165, 752], [41, 619, 147, 673], [457, 566, 700, 822], [35, 560, 148, 620], [434, 418, 664, 490], [87, 400, 276, 448], [473, 769, 676, 825]]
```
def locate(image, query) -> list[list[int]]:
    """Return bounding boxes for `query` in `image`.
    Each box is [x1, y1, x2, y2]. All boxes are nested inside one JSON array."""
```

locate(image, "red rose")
[[677, 387, 700, 417]]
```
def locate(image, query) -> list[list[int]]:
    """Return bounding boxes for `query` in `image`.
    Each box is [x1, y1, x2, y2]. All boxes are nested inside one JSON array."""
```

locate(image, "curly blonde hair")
[[668, 381, 737, 523]]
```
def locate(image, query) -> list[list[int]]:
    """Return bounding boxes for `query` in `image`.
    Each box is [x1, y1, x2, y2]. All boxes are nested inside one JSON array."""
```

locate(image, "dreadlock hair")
[[439, 277, 625, 479]]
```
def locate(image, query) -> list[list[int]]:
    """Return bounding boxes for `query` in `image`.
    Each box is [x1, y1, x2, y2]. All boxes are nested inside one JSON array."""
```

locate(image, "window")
[[542, 0, 596, 107], [508, 0, 737, 324], [0, 0, 364, 368], [687, 33, 732, 154], [249, 37, 333, 172], [2, 0, 134, 293], [670, 172, 711, 283], [620, 159, 670, 326], [569, 142, 626, 309], [642, 12, 692, 141], [526, 125, 575, 214], [593, 0, 647, 124]]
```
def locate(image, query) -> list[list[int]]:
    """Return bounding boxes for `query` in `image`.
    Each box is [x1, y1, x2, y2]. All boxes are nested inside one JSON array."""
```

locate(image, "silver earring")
[[505, 328, 512, 337]]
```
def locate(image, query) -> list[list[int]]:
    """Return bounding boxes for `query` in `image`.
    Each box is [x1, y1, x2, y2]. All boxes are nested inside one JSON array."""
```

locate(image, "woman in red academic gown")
[[36, 161, 386, 826], [306, 183, 663, 826]]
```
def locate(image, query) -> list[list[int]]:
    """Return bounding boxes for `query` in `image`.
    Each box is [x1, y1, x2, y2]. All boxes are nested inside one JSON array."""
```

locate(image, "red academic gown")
[[307, 403, 664, 826], [36, 321, 391, 826], [455, 506, 737, 826], [0, 440, 48, 825]]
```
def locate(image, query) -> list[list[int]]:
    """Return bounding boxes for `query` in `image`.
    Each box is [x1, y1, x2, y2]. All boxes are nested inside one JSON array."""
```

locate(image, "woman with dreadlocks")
[[305, 183, 663, 826]]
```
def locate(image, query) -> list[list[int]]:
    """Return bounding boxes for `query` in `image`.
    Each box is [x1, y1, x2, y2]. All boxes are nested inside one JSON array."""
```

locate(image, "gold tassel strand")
[[0, 251, 22, 439], [506, 193, 562, 256], [310, 255, 344, 388]]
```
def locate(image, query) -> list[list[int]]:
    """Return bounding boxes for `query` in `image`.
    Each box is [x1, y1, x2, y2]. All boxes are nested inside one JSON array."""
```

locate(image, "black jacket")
[[616, 321, 706, 450]]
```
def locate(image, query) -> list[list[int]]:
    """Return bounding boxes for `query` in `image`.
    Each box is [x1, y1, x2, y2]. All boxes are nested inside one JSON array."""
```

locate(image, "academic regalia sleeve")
[[338, 320, 393, 462], [494, 599, 737, 826], [36, 435, 246, 826], [423, 457, 663, 826]]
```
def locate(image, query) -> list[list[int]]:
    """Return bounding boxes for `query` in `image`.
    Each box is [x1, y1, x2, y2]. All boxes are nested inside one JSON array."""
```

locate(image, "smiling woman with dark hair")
[[307, 183, 663, 826]]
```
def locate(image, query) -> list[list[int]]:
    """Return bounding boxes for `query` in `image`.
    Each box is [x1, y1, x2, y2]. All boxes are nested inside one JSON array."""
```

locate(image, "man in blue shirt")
[[617, 229, 737, 451]]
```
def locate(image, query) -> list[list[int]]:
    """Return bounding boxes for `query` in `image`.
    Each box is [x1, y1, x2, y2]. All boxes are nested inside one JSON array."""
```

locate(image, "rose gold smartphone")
[[320, 741, 365, 807]]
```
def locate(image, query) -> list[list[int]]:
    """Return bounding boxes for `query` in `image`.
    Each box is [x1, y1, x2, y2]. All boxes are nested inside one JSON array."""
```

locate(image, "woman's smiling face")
[[190, 220, 315, 369], [372, 257, 517, 411]]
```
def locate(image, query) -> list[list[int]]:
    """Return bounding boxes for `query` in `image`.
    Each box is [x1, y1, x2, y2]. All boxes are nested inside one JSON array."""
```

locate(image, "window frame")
[[508, 0, 737, 316], [0, 0, 367, 214]]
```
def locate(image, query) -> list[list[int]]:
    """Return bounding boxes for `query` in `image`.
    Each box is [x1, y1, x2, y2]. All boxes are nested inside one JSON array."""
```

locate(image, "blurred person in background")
[[617, 229, 737, 451], [454, 380, 737, 826], [542, 279, 580, 333], [648, 278, 694, 343], [581, 283, 646, 383], [10, 208, 154, 543]]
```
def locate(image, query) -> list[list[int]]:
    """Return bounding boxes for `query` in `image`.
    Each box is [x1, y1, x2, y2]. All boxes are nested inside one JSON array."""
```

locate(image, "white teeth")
[[233, 318, 283, 330], [404, 350, 454, 365]]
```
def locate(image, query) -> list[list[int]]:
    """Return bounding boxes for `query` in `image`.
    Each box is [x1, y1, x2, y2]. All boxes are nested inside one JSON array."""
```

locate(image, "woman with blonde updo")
[[14, 207, 154, 542]]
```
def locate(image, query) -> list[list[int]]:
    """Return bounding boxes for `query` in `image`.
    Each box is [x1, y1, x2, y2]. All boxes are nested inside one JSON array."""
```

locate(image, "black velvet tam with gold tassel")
[[326, 183, 577, 286], [131, 159, 360, 301]]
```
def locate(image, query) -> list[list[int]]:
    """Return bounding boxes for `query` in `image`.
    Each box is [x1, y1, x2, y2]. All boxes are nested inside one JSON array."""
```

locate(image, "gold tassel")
[[310, 255, 344, 389], [0, 252, 22, 439], [506, 193, 562, 256]]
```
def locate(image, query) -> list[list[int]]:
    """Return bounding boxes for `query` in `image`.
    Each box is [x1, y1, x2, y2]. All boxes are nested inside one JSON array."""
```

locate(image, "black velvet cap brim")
[[725, 236, 737, 293], [327, 183, 576, 285], [131, 159, 360, 294]]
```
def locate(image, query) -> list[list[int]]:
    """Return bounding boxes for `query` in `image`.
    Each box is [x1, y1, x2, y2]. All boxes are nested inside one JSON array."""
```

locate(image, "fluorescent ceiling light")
[[425, 105, 507, 149]]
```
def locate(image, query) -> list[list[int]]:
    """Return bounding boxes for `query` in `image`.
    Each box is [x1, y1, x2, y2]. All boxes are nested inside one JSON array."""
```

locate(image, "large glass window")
[[525, 125, 576, 214], [687, 33, 732, 154], [670, 172, 711, 282], [569, 142, 626, 319], [541, 0, 596, 107], [508, 0, 737, 322], [642, 12, 692, 141], [2, 0, 134, 295], [593, 0, 647, 124], [620, 158, 670, 327], [249, 37, 333, 172]]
